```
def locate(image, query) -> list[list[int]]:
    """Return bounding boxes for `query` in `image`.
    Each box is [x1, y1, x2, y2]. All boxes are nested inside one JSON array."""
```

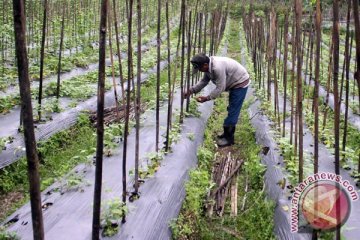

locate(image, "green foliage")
[[101, 198, 128, 237], [104, 124, 124, 155], [0, 95, 20, 114], [185, 99, 201, 118], [59, 172, 90, 193], [0, 227, 19, 240], [0, 113, 95, 221], [187, 132, 195, 141]]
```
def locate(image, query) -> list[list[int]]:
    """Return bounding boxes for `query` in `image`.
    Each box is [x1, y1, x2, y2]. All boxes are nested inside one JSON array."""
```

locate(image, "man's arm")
[[190, 73, 210, 94], [208, 67, 226, 100]]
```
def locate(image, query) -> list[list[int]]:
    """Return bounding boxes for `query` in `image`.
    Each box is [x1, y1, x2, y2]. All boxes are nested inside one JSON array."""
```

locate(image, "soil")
[[0, 191, 24, 222]]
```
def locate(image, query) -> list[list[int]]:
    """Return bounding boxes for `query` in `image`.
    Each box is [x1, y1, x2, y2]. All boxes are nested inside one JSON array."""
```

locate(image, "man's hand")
[[183, 89, 193, 98], [196, 96, 210, 103]]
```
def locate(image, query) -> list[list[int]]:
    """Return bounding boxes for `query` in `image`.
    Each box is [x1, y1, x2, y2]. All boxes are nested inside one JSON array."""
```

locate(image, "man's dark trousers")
[[223, 87, 248, 126]]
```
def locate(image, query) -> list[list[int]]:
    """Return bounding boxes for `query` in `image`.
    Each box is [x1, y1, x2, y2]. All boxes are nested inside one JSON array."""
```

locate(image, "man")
[[185, 53, 250, 147]]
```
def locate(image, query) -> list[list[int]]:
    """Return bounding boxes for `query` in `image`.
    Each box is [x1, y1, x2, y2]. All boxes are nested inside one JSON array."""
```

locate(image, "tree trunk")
[[352, 0, 360, 174], [342, 0, 352, 157], [134, 0, 142, 194], [37, 0, 48, 121], [122, 0, 134, 224], [282, 13, 289, 137], [295, 0, 303, 182], [165, 0, 172, 152], [12, 1, 44, 239], [156, 0, 161, 151], [56, 7, 65, 99], [91, 0, 108, 238]]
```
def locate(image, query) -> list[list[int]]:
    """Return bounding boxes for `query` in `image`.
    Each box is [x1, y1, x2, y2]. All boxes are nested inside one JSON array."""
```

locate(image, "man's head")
[[191, 53, 210, 74]]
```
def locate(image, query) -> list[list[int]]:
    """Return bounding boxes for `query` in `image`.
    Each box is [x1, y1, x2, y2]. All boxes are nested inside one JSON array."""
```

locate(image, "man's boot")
[[216, 125, 235, 147]]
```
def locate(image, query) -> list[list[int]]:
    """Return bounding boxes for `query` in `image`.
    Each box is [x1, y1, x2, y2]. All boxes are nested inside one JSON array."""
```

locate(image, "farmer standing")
[[184, 53, 250, 147]]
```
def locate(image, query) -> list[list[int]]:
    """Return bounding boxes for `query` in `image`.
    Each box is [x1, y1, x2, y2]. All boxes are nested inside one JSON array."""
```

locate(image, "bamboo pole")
[[342, 0, 352, 157], [91, 0, 108, 238], [295, 0, 303, 182], [12, 1, 44, 239], [134, 0, 142, 194], [37, 0, 48, 121], [165, 0, 172, 152], [56, 6, 65, 99], [282, 13, 289, 137], [122, 0, 134, 224], [352, 0, 360, 174], [155, 0, 161, 152]]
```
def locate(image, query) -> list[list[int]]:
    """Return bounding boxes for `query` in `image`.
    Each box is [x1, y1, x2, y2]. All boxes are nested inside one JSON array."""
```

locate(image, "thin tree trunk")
[[122, 0, 134, 224], [179, 0, 185, 124], [12, 1, 44, 239], [113, 0, 125, 104], [155, 0, 161, 152], [165, 0, 172, 152], [332, 1, 341, 238], [108, 12, 121, 122], [38, 0, 48, 121], [352, 0, 360, 174], [322, 38, 334, 130], [56, 7, 65, 99], [282, 13, 289, 137], [91, 0, 108, 238], [342, 0, 352, 156], [295, 0, 303, 182], [186, 11, 192, 112], [290, 12, 296, 145], [134, 0, 142, 194]]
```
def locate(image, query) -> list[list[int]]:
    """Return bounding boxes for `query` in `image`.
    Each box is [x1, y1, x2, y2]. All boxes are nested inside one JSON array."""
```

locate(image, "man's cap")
[[191, 53, 209, 74]]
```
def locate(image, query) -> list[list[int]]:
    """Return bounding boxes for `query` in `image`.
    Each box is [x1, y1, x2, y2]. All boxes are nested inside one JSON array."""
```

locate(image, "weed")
[[101, 198, 128, 237], [0, 226, 19, 240]]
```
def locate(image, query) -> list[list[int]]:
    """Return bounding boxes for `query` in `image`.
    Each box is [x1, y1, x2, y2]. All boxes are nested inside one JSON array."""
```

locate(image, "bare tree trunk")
[[165, 0, 172, 152], [282, 13, 289, 137], [38, 0, 48, 121], [353, 0, 360, 174], [273, 15, 280, 129], [92, 0, 108, 238], [332, 1, 341, 238], [186, 11, 192, 112], [342, 0, 352, 157], [322, 38, 333, 130], [56, 7, 65, 99], [134, 0, 142, 194], [314, 0, 322, 175], [290, 13, 296, 145], [295, 0, 303, 182], [12, 1, 44, 239], [179, 0, 185, 124], [113, 0, 125, 104], [122, 0, 134, 224], [155, 0, 161, 152], [108, 11, 120, 122]]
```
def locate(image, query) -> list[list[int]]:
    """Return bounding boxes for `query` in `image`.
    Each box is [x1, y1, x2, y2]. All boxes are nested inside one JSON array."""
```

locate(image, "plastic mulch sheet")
[[3, 83, 215, 240]]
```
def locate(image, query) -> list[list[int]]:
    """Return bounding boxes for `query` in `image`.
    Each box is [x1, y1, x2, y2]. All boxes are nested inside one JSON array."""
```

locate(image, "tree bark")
[[352, 0, 360, 174], [12, 1, 44, 239], [295, 0, 303, 182], [91, 0, 108, 239], [37, 0, 48, 120], [134, 0, 142, 193]]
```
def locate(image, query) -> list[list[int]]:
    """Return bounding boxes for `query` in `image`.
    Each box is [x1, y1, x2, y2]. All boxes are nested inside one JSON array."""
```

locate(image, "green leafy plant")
[[0, 226, 20, 240], [101, 198, 128, 237]]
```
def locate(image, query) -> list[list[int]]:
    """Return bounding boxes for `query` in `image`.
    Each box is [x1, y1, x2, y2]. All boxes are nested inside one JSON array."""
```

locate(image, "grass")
[[0, 113, 96, 222]]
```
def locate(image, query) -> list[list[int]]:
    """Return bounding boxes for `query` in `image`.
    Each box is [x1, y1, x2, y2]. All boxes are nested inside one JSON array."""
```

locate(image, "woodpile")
[[89, 103, 145, 126], [206, 152, 244, 217]]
